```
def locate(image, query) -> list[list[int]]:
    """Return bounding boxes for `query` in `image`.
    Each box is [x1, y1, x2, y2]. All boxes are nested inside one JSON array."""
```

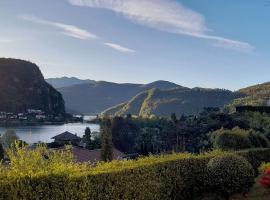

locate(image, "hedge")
[[1, 147, 270, 200], [207, 154, 255, 197]]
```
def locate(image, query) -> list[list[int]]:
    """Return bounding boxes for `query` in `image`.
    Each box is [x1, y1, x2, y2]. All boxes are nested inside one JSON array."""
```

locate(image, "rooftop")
[[58, 146, 126, 163], [52, 131, 81, 141]]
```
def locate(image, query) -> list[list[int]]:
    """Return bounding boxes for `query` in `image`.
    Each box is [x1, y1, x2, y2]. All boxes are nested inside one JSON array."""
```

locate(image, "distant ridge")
[[57, 80, 181, 114], [46, 77, 95, 88], [47, 76, 262, 116]]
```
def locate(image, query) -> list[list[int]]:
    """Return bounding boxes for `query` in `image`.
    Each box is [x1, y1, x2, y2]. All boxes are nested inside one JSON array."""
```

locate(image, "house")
[[0, 114, 6, 119], [27, 109, 44, 114], [59, 146, 126, 163], [52, 131, 82, 145], [36, 114, 46, 120]]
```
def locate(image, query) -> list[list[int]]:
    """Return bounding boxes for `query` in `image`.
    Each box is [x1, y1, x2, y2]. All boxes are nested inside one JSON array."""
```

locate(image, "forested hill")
[[0, 58, 65, 115], [57, 80, 181, 114], [102, 87, 244, 117], [227, 82, 270, 109]]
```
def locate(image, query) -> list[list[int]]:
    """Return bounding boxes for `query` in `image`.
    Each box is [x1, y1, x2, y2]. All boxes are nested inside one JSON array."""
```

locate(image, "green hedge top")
[[1, 146, 270, 200]]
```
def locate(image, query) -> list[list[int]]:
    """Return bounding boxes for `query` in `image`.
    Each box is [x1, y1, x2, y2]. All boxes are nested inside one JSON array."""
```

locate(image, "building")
[[36, 114, 46, 120], [27, 109, 44, 114], [52, 131, 82, 146], [59, 146, 126, 163]]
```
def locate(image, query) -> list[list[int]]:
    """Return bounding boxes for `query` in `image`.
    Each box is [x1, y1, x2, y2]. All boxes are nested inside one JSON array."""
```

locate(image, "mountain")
[[102, 87, 244, 117], [58, 80, 180, 114], [46, 77, 95, 88], [226, 82, 270, 109], [0, 58, 65, 115]]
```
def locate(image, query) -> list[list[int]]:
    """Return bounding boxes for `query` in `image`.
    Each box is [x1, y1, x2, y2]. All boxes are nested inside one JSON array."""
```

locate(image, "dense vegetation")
[[1, 143, 270, 200], [100, 109, 270, 155], [210, 127, 270, 150], [226, 82, 270, 112], [102, 87, 244, 117], [0, 58, 65, 116]]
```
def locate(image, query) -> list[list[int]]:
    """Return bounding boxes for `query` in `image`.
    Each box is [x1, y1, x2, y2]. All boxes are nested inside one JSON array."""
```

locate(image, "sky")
[[0, 0, 270, 90]]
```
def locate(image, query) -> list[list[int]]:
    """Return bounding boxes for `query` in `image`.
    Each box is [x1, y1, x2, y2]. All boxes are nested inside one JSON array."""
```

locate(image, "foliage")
[[1, 146, 270, 200], [259, 163, 270, 173], [260, 167, 270, 188], [210, 127, 270, 151], [100, 119, 113, 162], [1, 129, 19, 148], [82, 127, 94, 149], [0, 142, 4, 160], [135, 127, 161, 155], [207, 154, 255, 198], [101, 110, 270, 154], [226, 82, 270, 112]]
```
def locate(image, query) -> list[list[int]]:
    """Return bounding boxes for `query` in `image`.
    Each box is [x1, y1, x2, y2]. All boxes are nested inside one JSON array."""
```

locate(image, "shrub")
[[237, 148, 270, 174], [259, 162, 270, 173], [207, 154, 255, 198], [210, 127, 270, 150], [1, 147, 270, 200], [210, 127, 253, 150], [260, 167, 270, 188]]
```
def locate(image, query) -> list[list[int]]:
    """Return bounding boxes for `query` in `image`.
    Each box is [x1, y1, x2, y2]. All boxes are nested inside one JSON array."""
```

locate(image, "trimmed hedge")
[[237, 148, 270, 174], [1, 147, 270, 200], [207, 154, 254, 197]]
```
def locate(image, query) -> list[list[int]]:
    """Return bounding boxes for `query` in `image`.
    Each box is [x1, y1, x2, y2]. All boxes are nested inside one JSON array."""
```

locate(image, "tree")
[[101, 119, 113, 162], [136, 127, 161, 155], [171, 113, 178, 124], [0, 142, 4, 160], [1, 129, 19, 148], [82, 127, 92, 149]]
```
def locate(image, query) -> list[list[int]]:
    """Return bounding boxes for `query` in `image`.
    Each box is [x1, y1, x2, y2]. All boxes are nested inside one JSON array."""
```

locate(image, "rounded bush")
[[207, 154, 255, 197], [210, 128, 252, 150]]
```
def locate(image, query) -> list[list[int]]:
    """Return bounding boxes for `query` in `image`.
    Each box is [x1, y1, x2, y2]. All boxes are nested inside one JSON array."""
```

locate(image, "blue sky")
[[0, 0, 270, 90]]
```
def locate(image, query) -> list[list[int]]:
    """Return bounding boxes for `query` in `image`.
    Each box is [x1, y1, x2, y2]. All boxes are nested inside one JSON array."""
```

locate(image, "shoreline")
[[0, 121, 69, 127], [0, 121, 99, 128]]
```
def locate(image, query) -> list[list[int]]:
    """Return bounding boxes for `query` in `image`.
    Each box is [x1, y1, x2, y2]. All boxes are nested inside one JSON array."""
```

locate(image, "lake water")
[[0, 123, 100, 144]]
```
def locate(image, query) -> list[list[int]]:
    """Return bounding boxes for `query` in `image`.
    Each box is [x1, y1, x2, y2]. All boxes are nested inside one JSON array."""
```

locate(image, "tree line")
[[99, 108, 270, 159]]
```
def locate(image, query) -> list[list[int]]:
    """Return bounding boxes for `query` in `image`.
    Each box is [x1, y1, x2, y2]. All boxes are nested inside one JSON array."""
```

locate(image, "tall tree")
[[0, 142, 4, 160], [82, 127, 92, 148], [101, 119, 113, 162]]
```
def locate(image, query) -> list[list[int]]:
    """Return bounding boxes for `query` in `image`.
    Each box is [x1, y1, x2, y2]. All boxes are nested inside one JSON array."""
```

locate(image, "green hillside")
[[58, 80, 180, 114], [102, 87, 243, 117], [227, 82, 270, 110]]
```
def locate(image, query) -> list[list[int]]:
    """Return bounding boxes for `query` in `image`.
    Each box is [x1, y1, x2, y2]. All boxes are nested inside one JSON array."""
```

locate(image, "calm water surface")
[[0, 123, 100, 144]]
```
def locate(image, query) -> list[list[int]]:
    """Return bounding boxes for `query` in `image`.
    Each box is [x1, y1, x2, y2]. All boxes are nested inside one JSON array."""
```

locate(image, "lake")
[[0, 123, 100, 144]]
